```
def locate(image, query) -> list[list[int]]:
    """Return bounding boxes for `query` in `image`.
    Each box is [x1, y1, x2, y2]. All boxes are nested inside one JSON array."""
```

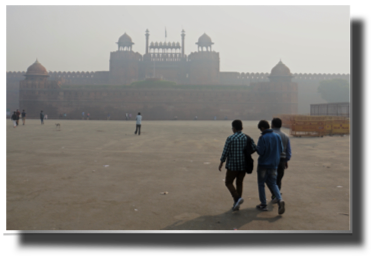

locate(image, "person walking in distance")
[[40, 111, 44, 125], [16, 109, 21, 126], [11, 111, 17, 128], [256, 120, 285, 215], [126, 112, 129, 120], [267, 118, 292, 203], [219, 120, 257, 211], [21, 109, 26, 125], [134, 112, 142, 135]]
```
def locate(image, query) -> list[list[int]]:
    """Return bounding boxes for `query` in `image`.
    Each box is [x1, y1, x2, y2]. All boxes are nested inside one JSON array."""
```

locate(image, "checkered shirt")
[[220, 132, 257, 171]]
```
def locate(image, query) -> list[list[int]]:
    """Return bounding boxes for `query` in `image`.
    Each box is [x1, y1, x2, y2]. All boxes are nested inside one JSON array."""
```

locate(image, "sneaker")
[[233, 198, 244, 211], [271, 197, 279, 204], [232, 201, 241, 211], [256, 204, 268, 211], [278, 200, 285, 215]]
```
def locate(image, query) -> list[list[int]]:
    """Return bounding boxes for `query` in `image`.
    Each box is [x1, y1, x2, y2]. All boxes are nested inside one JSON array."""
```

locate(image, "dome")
[[197, 33, 213, 45], [118, 32, 133, 46], [25, 59, 49, 77], [269, 60, 292, 77]]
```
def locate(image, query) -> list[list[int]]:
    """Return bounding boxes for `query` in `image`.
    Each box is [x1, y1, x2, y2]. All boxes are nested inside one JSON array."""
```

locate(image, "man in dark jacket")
[[16, 109, 20, 126], [21, 109, 26, 125], [11, 111, 17, 128], [256, 120, 285, 214], [40, 110, 44, 125]]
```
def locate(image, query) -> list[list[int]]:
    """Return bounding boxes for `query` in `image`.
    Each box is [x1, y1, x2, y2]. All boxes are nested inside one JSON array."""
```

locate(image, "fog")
[[6, 6, 350, 74]]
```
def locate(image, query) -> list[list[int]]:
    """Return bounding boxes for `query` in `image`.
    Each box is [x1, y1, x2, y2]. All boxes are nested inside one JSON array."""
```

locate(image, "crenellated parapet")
[[220, 72, 350, 86], [188, 51, 219, 61]]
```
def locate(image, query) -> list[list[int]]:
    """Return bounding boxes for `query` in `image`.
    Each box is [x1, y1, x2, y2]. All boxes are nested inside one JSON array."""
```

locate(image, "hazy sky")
[[6, 6, 350, 74]]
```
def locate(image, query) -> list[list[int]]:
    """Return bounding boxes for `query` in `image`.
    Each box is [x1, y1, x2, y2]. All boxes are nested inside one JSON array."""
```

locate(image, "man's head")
[[231, 119, 243, 133], [138, 112, 141, 115], [41, 110, 43, 112], [258, 120, 270, 132], [271, 118, 282, 129], [22, 109, 25, 112]]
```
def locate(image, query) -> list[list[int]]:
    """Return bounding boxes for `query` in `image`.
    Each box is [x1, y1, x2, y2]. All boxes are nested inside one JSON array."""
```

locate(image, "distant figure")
[[11, 111, 17, 128], [214, 116, 217, 120], [63, 113, 66, 119], [173, 116, 178, 120], [87, 113, 90, 120], [107, 113, 110, 120], [194, 116, 198, 120], [40, 110, 44, 125], [44, 114, 48, 120], [21, 109, 26, 125], [135, 112, 142, 135], [224, 116, 228, 120], [126, 112, 129, 120], [82, 111, 85, 120], [16, 109, 20, 126], [129, 113, 132, 119]]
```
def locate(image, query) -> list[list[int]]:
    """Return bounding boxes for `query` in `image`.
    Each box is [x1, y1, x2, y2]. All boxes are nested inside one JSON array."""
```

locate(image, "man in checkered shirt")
[[219, 120, 257, 211]]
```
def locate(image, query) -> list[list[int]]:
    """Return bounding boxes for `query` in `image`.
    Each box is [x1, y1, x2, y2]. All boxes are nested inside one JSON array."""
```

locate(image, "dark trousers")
[[267, 159, 286, 198], [225, 170, 246, 202], [135, 124, 141, 135]]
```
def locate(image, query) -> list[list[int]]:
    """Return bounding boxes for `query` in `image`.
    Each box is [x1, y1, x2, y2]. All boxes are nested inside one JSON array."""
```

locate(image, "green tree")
[[317, 79, 350, 103]]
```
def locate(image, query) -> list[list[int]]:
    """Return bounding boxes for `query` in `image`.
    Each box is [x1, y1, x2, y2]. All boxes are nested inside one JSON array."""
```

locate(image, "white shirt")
[[136, 115, 142, 125]]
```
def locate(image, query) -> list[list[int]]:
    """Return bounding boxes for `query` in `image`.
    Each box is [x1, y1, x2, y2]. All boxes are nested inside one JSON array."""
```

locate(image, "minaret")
[[181, 29, 185, 57], [145, 29, 149, 55]]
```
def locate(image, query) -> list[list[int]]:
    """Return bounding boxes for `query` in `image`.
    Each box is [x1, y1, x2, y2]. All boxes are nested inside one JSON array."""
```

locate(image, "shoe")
[[271, 197, 279, 204], [256, 204, 268, 211], [232, 198, 244, 211], [278, 201, 285, 215], [232, 201, 241, 211]]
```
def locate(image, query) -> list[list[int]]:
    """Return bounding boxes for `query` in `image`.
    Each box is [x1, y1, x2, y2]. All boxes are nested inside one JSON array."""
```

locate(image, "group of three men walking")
[[219, 118, 291, 215]]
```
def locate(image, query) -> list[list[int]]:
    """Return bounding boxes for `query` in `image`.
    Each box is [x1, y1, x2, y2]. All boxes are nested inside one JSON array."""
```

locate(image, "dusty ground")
[[6, 119, 350, 231]]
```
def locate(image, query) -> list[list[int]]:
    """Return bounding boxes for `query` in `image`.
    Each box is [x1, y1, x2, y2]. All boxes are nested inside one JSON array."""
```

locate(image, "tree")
[[317, 79, 350, 103]]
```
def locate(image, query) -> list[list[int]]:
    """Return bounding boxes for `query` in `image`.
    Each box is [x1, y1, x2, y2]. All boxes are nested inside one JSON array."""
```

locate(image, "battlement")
[[110, 50, 142, 61], [188, 51, 219, 61]]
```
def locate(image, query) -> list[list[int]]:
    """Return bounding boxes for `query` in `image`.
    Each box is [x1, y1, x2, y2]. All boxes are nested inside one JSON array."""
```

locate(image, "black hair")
[[231, 119, 243, 131], [138, 112, 141, 115], [258, 120, 270, 130], [272, 118, 282, 128]]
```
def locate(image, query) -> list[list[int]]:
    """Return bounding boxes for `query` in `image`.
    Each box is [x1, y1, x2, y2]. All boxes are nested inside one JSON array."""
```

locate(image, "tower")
[[254, 60, 298, 116], [196, 33, 214, 51], [145, 29, 149, 55], [188, 33, 219, 85], [181, 29, 185, 57], [110, 33, 141, 85], [20, 59, 51, 89]]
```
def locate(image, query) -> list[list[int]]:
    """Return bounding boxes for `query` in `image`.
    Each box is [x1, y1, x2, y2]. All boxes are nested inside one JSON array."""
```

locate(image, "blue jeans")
[[257, 166, 282, 205]]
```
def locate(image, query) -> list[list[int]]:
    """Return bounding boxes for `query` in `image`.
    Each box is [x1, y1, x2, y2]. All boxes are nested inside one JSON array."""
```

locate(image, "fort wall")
[[19, 85, 296, 121]]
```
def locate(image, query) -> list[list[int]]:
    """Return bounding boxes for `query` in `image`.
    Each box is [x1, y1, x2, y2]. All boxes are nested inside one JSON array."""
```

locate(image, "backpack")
[[243, 134, 256, 174]]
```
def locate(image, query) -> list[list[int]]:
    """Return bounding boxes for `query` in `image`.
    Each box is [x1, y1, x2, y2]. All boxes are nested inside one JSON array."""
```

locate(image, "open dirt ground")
[[6, 119, 350, 231]]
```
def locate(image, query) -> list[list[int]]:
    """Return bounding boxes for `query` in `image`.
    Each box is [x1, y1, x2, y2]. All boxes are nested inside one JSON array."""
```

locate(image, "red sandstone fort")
[[6, 30, 349, 120]]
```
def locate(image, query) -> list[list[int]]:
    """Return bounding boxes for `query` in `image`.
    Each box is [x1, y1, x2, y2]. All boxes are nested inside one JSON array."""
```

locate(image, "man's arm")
[[256, 137, 266, 156], [285, 139, 291, 169], [250, 137, 257, 153], [219, 138, 230, 171], [286, 139, 291, 161]]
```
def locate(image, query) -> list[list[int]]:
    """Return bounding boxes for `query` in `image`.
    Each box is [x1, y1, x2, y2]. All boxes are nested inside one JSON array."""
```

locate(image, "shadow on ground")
[[162, 205, 282, 230]]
